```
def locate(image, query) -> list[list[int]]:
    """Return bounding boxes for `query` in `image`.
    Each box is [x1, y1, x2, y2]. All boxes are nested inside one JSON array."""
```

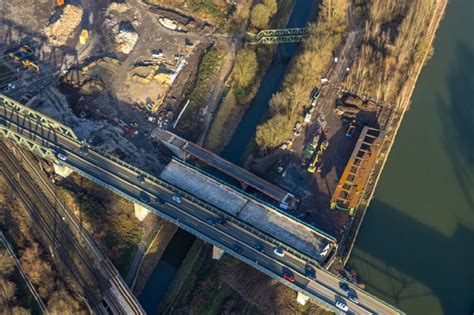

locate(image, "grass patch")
[[177, 45, 225, 141], [204, 88, 244, 152]]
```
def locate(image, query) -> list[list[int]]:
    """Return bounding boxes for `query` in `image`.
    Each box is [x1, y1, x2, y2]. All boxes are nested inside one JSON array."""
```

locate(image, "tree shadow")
[[437, 42, 474, 212]]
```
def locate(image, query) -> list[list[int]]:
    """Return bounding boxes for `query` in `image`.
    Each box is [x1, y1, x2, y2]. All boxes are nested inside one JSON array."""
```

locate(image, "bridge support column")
[[296, 292, 310, 305], [53, 163, 73, 178], [212, 245, 225, 260], [134, 204, 150, 221]]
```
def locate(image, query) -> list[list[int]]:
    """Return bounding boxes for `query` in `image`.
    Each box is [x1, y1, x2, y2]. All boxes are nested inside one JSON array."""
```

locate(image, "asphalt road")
[[0, 106, 403, 315]]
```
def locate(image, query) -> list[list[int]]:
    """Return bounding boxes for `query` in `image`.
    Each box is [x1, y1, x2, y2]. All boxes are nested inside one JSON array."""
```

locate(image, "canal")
[[220, 0, 316, 163], [348, 1, 474, 314], [137, 1, 316, 313]]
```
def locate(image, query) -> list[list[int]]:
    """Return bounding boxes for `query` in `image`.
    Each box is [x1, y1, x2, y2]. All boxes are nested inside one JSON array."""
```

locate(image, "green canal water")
[[348, 1, 474, 314]]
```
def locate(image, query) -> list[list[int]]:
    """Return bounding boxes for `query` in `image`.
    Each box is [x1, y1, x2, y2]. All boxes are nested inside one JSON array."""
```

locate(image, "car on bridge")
[[233, 245, 243, 255], [206, 218, 216, 226], [273, 247, 285, 257], [56, 152, 67, 161], [305, 266, 316, 279], [79, 146, 89, 155], [172, 195, 182, 203], [254, 243, 264, 252], [283, 273, 295, 282], [156, 196, 166, 205], [339, 282, 350, 293], [139, 193, 151, 204], [335, 300, 349, 312], [137, 175, 145, 183], [348, 291, 359, 304]]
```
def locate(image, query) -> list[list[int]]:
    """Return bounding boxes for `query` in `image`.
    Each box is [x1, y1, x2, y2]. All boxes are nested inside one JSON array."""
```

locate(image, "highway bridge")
[[0, 94, 404, 315]]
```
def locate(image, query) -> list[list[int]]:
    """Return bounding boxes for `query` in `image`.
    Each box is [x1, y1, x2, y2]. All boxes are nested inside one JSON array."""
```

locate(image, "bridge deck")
[[153, 128, 293, 205], [159, 159, 333, 261]]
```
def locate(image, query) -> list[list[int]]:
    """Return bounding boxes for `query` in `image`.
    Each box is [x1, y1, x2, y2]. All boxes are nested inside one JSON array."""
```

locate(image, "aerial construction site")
[[0, 0, 447, 314]]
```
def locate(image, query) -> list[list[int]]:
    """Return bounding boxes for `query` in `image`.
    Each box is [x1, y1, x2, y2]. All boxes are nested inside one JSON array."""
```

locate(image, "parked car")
[[172, 195, 182, 203], [273, 247, 285, 257], [335, 301, 348, 312]]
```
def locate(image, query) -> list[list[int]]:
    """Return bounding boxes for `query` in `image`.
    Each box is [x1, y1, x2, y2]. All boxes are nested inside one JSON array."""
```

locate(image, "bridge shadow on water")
[[351, 199, 474, 315]]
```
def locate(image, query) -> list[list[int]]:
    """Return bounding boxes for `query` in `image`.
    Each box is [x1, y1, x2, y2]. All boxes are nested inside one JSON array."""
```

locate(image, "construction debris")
[[113, 21, 139, 54], [44, 5, 83, 46]]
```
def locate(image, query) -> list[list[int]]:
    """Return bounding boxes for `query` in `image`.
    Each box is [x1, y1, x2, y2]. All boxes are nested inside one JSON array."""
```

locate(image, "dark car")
[[233, 246, 243, 255], [206, 218, 216, 226], [80, 146, 89, 155], [139, 193, 150, 204], [254, 243, 264, 252], [137, 175, 145, 183], [348, 291, 359, 304], [305, 266, 316, 279], [217, 217, 227, 225], [156, 196, 166, 205], [339, 282, 350, 293]]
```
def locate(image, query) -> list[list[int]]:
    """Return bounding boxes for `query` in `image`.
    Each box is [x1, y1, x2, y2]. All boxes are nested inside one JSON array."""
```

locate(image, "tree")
[[250, 4, 270, 29], [233, 49, 258, 87], [255, 114, 290, 151], [0, 249, 15, 277]]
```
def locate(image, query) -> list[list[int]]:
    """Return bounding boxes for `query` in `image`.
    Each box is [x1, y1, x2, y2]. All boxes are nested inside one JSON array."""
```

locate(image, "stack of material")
[[114, 21, 139, 54], [44, 5, 83, 46]]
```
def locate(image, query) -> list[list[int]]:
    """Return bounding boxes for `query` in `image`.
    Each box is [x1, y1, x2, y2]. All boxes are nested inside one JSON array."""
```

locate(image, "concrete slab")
[[159, 160, 332, 261]]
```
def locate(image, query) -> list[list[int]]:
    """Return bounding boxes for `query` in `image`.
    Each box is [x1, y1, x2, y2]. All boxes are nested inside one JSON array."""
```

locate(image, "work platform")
[[152, 128, 295, 208]]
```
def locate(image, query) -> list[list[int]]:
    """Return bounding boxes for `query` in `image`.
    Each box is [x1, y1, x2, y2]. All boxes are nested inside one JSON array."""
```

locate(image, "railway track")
[[0, 141, 144, 314]]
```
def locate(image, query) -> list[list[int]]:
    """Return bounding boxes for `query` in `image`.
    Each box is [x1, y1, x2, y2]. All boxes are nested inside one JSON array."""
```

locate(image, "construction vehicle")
[[8, 45, 40, 72], [79, 29, 89, 45], [307, 138, 329, 173], [310, 87, 320, 107]]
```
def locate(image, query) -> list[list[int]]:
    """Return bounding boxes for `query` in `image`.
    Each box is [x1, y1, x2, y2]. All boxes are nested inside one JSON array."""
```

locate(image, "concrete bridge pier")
[[296, 292, 310, 305], [53, 163, 73, 177], [212, 245, 225, 260], [134, 204, 150, 221]]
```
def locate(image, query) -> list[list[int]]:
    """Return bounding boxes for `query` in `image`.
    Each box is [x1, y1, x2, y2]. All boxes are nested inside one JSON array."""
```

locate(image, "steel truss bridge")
[[0, 94, 403, 315], [255, 28, 310, 44]]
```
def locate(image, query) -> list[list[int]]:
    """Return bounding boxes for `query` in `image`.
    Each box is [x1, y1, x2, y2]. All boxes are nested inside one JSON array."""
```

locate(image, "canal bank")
[[220, 0, 317, 164], [349, 1, 474, 314]]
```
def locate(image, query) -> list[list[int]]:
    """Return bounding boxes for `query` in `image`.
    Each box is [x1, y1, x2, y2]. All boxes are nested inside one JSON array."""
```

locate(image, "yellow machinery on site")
[[307, 138, 329, 173], [10, 45, 40, 73], [79, 29, 89, 45]]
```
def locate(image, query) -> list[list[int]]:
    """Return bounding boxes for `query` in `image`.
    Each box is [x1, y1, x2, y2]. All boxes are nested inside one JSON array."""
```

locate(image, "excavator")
[[9, 45, 40, 72]]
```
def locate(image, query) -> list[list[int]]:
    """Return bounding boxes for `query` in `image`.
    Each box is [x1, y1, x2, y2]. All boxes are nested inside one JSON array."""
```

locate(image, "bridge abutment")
[[296, 292, 310, 305], [211, 245, 225, 260], [53, 163, 73, 177], [134, 204, 150, 221]]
